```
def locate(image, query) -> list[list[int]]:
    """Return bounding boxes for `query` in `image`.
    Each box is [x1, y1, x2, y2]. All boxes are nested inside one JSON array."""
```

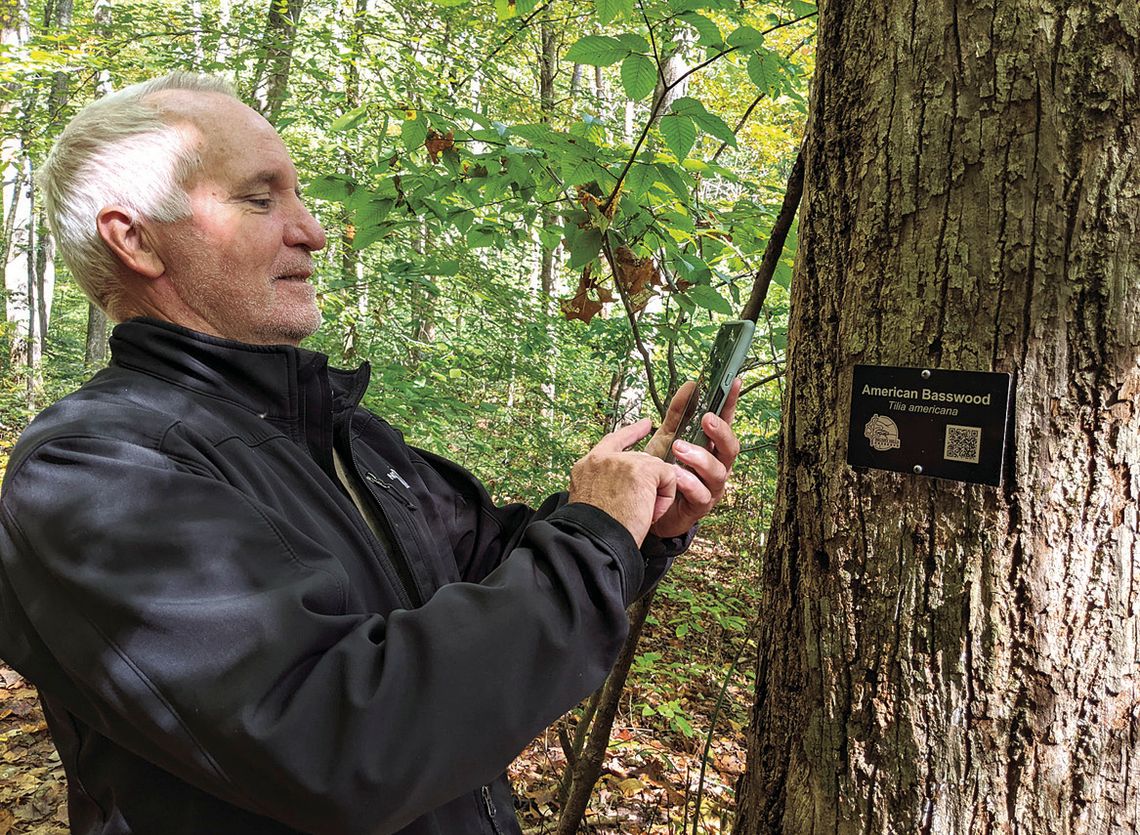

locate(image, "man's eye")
[[248, 198, 273, 209]]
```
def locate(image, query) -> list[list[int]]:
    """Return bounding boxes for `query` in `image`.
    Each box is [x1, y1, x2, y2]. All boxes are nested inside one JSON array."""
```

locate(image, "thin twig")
[[453, 0, 555, 90], [740, 369, 783, 396], [601, 235, 665, 418]]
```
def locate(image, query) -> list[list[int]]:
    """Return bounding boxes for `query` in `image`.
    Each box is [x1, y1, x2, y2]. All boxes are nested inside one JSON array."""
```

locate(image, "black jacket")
[[0, 319, 681, 834]]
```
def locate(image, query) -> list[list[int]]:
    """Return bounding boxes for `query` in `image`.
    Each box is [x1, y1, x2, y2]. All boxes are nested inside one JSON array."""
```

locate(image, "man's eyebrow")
[[232, 171, 285, 193]]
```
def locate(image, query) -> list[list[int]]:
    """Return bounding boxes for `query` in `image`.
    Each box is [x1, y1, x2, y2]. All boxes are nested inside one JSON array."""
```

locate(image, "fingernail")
[[674, 440, 691, 453]]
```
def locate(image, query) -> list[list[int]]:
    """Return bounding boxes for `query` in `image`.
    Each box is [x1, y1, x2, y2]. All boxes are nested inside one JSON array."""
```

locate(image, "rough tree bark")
[[735, 0, 1139, 833]]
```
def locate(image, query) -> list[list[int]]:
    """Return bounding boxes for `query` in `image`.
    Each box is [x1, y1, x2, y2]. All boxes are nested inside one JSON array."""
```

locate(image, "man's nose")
[[287, 197, 328, 252]]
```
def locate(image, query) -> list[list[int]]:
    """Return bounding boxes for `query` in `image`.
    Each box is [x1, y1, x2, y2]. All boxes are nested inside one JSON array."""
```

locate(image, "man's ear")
[[97, 207, 165, 279]]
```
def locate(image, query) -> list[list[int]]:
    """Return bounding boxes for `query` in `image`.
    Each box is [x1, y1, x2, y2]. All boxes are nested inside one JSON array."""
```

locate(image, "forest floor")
[[0, 538, 759, 835]]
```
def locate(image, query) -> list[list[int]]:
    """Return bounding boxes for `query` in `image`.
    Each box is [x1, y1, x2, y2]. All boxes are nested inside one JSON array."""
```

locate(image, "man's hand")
[[569, 419, 678, 547], [646, 378, 743, 539]]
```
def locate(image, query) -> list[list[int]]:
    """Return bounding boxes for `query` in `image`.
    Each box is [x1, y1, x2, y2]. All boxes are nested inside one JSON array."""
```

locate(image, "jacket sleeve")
[[0, 428, 648, 835], [408, 444, 689, 593]]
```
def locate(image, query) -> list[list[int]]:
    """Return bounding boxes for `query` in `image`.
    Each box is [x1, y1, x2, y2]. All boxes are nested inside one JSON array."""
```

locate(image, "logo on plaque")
[[864, 414, 901, 451]]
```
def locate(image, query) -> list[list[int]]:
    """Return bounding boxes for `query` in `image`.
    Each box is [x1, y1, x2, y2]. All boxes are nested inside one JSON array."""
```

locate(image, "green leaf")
[[621, 53, 657, 101], [654, 163, 693, 200], [693, 107, 738, 147], [330, 106, 368, 132], [562, 156, 608, 188], [674, 250, 712, 282], [788, 0, 817, 16], [493, 0, 515, 20], [451, 209, 475, 233], [726, 25, 765, 51], [595, 0, 633, 23], [624, 161, 655, 200], [351, 205, 393, 249], [539, 225, 564, 250], [565, 224, 604, 269], [774, 259, 793, 289], [565, 34, 629, 67], [615, 32, 651, 53], [677, 11, 723, 47], [662, 207, 695, 234], [425, 258, 461, 276], [306, 175, 353, 202], [466, 226, 498, 248], [402, 118, 428, 151], [687, 283, 733, 314], [659, 114, 696, 160], [672, 97, 737, 147], [748, 48, 784, 96], [672, 712, 695, 737]]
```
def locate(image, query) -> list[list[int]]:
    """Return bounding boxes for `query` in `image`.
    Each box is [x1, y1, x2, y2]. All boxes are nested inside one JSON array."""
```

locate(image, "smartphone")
[[666, 320, 755, 460]]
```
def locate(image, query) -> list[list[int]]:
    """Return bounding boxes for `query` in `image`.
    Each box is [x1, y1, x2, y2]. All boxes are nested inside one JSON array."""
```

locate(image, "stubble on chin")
[[261, 280, 323, 346]]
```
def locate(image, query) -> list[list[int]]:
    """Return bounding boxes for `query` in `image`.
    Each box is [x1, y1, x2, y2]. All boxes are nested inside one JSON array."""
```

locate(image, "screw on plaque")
[[921, 369, 932, 380], [913, 465, 923, 475]]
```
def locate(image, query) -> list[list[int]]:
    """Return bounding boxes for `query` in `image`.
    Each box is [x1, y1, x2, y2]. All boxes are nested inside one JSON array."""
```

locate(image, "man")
[[0, 73, 741, 834]]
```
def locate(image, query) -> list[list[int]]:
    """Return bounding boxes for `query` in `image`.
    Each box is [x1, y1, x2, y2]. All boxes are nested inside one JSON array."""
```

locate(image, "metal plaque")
[[846, 364, 1013, 486]]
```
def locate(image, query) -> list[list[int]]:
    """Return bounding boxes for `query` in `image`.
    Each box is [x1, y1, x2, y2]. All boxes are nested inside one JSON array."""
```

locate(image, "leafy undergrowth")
[[0, 538, 760, 835], [511, 536, 762, 833]]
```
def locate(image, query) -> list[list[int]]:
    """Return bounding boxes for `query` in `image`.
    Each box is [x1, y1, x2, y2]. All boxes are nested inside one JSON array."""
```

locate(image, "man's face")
[[145, 92, 328, 346]]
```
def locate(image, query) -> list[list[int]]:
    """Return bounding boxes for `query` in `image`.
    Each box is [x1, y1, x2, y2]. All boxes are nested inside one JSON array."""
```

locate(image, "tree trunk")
[[3, 151, 34, 369], [735, 0, 1140, 833], [651, 31, 693, 117], [537, 18, 560, 421], [84, 0, 112, 366], [2, 0, 33, 373], [337, 0, 367, 360], [252, 0, 305, 123], [85, 304, 109, 368]]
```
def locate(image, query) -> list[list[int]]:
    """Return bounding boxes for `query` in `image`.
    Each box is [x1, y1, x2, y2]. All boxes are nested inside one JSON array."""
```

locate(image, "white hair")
[[38, 72, 237, 317]]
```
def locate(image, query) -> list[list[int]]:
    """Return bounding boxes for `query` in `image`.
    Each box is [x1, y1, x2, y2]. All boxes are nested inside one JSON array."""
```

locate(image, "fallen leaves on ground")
[[0, 667, 67, 835]]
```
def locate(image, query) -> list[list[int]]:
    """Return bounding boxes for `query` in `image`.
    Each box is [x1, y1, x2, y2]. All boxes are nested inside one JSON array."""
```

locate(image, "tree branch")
[[740, 369, 784, 396], [740, 150, 804, 323]]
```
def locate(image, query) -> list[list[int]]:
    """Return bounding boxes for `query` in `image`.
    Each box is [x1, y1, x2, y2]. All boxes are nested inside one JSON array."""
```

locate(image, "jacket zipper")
[[365, 471, 417, 511], [343, 441, 423, 607], [481, 785, 505, 835]]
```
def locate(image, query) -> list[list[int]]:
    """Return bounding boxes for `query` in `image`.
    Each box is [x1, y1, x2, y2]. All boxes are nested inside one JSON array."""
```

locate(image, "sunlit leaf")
[[595, 0, 633, 24], [726, 25, 765, 51], [687, 283, 733, 314], [677, 11, 723, 47], [565, 34, 629, 67], [659, 114, 696, 160], [621, 53, 657, 101]]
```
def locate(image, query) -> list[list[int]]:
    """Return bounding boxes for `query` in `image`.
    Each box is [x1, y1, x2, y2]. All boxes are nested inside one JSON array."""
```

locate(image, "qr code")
[[944, 425, 982, 464]]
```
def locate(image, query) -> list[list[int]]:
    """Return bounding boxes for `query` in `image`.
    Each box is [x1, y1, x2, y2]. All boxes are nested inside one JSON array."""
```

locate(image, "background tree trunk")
[[83, 0, 113, 368], [252, 0, 305, 123], [2, 0, 34, 379], [735, 0, 1140, 832]]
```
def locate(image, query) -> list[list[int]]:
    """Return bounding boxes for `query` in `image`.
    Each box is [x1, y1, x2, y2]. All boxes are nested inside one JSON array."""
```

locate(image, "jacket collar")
[[108, 317, 372, 424]]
